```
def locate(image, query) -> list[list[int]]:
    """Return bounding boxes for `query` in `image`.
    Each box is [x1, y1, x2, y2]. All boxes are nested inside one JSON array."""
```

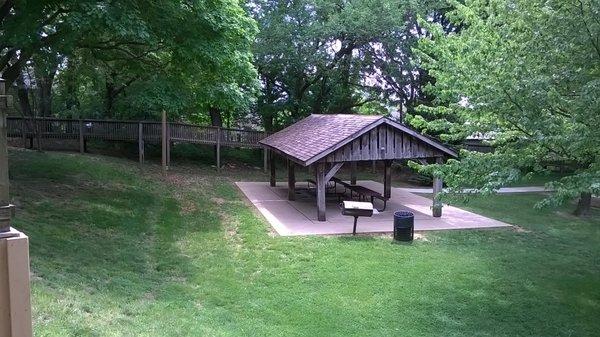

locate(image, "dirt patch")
[[511, 225, 531, 233], [221, 212, 243, 253], [211, 197, 226, 205], [179, 200, 198, 215], [166, 173, 200, 186]]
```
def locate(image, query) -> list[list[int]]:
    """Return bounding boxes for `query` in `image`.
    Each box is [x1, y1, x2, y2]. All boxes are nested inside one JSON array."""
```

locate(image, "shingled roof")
[[260, 114, 456, 166]]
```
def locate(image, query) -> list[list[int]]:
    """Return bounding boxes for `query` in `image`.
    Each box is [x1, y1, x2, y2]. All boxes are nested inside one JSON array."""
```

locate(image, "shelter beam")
[[287, 160, 296, 201], [383, 160, 392, 199], [269, 151, 276, 187], [316, 163, 326, 221]]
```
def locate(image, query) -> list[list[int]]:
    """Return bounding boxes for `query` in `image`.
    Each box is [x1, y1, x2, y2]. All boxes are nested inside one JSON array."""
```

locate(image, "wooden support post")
[[316, 162, 326, 221], [432, 157, 444, 217], [350, 161, 357, 185], [78, 119, 84, 154], [325, 162, 344, 182], [371, 160, 376, 173], [216, 127, 221, 172], [0, 79, 10, 209], [161, 110, 167, 176], [138, 122, 144, 166], [269, 151, 276, 187], [263, 148, 268, 173], [0, 230, 33, 337], [166, 123, 171, 167], [383, 160, 392, 199], [287, 160, 296, 201]]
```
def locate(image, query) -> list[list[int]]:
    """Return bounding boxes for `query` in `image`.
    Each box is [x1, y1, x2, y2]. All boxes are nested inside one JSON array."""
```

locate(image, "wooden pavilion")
[[259, 114, 457, 221]]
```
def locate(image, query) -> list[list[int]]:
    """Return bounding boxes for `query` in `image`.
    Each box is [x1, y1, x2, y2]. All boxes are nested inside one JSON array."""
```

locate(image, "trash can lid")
[[394, 210, 414, 218]]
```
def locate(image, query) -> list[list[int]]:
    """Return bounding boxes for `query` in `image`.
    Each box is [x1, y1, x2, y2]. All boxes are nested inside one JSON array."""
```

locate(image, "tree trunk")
[[574, 192, 592, 216], [209, 107, 223, 127], [65, 72, 79, 111], [263, 113, 274, 132], [209, 107, 222, 164], [16, 74, 33, 117], [36, 68, 56, 117], [105, 80, 115, 118]]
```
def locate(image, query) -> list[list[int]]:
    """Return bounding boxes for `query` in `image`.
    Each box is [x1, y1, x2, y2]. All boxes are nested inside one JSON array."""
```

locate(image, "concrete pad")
[[236, 180, 511, 236]]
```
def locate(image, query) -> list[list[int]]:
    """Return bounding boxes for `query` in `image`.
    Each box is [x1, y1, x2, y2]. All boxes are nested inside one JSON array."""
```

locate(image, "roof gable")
[[260, 114, 456, 166], [260, 114, 382, 163]]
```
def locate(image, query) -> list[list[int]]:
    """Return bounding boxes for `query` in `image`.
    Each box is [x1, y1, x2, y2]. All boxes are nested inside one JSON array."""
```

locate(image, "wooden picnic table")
[[332, 177, 389, 211]]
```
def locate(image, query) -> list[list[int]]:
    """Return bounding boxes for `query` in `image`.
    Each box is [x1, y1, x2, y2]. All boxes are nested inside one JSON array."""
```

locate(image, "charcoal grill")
[[341, 201, 374, 235]]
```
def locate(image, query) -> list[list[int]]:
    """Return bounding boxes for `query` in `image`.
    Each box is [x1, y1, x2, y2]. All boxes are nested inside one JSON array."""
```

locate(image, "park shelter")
[[259, 114, 457, 221]]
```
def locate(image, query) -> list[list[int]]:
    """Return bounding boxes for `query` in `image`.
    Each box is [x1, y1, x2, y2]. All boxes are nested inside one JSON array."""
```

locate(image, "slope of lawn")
[[9, 149, 600, 337]]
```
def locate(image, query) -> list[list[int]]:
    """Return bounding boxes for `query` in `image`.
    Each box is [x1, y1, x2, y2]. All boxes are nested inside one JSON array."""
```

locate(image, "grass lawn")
[[9, 149, 600, 337]]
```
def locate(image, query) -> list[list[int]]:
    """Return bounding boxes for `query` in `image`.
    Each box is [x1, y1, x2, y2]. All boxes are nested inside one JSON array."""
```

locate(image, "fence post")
[[20, 118, 26, 148], [138, 122, 144, 166], [161, 110, 167, 177], [216, 127, 221, 172], [78, 119, 84, 154], [166, 123, 171, 167]]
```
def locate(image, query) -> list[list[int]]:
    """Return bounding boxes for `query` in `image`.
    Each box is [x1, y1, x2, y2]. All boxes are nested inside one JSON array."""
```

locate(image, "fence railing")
[[7, 117, 268, 148]]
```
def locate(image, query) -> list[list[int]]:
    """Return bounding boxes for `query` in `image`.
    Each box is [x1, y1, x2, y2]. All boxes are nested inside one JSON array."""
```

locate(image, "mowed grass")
[[9, 149, 600, 337]]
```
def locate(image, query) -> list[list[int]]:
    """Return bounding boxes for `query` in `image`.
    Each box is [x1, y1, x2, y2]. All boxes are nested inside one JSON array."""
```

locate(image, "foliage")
[[2, 0, 259, 121], [249, 0, 453, 130], [414, 0, 600, 211]]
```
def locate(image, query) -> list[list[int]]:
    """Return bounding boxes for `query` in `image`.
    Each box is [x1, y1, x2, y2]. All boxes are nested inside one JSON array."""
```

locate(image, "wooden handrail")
[[6, 116, 269, 147]]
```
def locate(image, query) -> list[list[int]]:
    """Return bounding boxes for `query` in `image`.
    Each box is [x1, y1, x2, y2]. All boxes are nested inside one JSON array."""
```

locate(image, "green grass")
[[509, 171, 570, 187], [9, 149, 600, 336]]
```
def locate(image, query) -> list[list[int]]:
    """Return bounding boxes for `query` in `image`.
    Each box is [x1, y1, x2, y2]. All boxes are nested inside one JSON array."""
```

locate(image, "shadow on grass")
[[9, 149, 600, 336], [9, 149, 231, 335]]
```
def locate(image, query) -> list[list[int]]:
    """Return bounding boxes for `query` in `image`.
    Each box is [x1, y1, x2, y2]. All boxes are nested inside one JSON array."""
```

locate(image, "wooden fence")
[[7, 117, 269, 171]]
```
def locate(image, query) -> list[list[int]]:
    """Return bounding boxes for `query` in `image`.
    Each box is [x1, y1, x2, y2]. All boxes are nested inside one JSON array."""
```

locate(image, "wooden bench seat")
[[306, 178, 336, 192], [329, 179, 388, 211], [307, 176, 389, 211]]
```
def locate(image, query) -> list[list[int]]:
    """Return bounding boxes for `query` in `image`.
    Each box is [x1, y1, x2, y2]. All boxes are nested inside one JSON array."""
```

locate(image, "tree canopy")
[[1, 0, 258, 122], [414, 0, 600, 214], [249, 0, 453, 130]]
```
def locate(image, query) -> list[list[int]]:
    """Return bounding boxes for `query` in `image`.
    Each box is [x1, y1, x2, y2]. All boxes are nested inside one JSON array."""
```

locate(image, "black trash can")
[[393, 211, 414, 242]]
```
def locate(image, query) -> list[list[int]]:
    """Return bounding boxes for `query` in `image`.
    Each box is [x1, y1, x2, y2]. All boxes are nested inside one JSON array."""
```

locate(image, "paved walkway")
[[400, 186, 550, 194], [236, 180, 510, 236]]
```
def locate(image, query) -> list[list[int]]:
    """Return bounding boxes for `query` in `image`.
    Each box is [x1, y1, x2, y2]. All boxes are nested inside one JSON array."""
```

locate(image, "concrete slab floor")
[[235, 180, 511, 236]]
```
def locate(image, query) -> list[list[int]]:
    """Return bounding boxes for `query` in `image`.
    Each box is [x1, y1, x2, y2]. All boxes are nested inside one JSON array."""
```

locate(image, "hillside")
[[10, 149, 600, 337]]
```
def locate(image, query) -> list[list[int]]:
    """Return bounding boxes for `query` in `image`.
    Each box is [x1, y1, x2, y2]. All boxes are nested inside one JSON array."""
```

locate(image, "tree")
[[249, 0, 451, 131], [414, 0, 600, 215], [1, 0, 258, 121]]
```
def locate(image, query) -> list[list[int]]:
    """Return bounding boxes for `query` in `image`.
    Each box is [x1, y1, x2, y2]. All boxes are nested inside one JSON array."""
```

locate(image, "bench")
[[332, 177, 389, 211], [306, 177, 389, 211], [306, 178, 336, 193], [346, 185, 389, 211]]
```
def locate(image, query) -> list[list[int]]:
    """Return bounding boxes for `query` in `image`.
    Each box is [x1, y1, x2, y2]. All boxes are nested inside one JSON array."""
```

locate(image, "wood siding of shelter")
[[320, 124, 441, 163]]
